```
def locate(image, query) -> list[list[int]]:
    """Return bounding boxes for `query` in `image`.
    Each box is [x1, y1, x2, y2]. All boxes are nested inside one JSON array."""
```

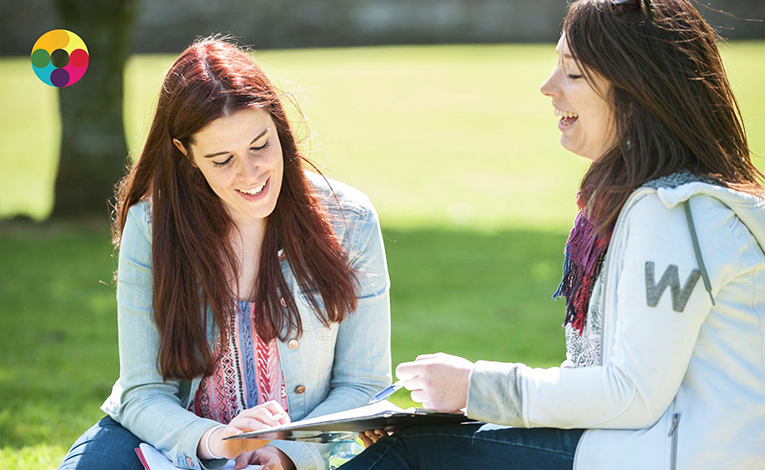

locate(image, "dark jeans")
[[340, 423, 584, 470], [58, 416, 145, 470]]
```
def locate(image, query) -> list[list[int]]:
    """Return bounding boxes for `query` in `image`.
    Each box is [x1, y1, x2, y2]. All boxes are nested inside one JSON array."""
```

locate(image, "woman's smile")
[[554, 106, 579, 131], [235, 178, 270, 201]]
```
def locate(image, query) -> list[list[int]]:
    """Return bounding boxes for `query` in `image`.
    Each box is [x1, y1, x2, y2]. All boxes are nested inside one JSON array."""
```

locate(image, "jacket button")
[[185, 456, 194, 466], [295, 385, 306, 394], [288, 339, 299, 350], [280, 297, 287, 307], [278, 250, 286, 261]]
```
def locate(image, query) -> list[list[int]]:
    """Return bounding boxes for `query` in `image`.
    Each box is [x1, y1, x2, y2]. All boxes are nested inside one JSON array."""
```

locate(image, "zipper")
[[668, 413, 680, 470]]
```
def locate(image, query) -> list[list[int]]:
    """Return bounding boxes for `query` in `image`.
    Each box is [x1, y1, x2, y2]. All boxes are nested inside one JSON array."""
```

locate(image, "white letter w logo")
[[645, 262, 701, 312]]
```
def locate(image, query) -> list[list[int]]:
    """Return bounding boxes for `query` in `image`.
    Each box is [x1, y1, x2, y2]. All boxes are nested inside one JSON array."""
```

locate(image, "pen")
[[369, 380, 405, 404]]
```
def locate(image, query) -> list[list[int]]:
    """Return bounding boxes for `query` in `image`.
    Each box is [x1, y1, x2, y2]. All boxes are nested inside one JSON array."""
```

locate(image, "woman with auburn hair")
[[344, 0, 765, 469], [58, 36, 391, 470]]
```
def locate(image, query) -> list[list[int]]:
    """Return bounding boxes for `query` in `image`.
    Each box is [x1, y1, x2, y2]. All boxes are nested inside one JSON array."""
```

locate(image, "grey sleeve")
[[465, 360, 526, 427]]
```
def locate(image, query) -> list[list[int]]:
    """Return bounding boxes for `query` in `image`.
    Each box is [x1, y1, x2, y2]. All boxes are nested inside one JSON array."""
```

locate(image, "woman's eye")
[[568, 74, 583, 80], [213, 156, 234, 168], [251, 141, 269, 151]]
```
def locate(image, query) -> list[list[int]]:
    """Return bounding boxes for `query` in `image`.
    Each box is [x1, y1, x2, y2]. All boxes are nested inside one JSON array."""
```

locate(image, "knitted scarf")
[[553, 194, 611, 335]]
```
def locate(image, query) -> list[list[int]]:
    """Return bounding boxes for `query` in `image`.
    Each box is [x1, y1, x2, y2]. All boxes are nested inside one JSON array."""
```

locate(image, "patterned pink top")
[[188, 301, 289, 423]]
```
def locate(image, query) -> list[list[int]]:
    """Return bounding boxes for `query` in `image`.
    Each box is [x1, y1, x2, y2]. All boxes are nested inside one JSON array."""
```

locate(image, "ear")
[[172, 138, 188, 156], [172, 138, 198, 168]]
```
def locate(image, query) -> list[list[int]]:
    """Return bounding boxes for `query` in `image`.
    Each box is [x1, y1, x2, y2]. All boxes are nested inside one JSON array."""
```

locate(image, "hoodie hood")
[[655, 182, 765, 253]]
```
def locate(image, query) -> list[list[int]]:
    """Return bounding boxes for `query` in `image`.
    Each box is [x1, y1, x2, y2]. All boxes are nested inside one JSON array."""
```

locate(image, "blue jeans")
[[58, 416, 144, 470], [339, 423, 584, 470]]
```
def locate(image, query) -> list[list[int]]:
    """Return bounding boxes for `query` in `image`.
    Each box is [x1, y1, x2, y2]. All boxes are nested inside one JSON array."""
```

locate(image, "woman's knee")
[[58, 417, 144, 470]]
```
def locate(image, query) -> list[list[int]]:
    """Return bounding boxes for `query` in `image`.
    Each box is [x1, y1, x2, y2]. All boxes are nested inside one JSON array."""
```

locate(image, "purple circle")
[[51, 68, 70, 87]]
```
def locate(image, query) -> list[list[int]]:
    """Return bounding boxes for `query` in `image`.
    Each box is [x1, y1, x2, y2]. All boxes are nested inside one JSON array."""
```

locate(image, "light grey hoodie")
[[467, 180, 765, 469]]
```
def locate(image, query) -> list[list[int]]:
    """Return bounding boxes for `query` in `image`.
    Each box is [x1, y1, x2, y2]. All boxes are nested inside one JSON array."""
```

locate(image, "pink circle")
[[70, 49, 89, 68], [62, 62, 87, 87]]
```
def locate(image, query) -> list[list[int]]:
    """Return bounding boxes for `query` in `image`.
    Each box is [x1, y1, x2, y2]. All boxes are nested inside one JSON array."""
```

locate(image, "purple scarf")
[[553, 196, 611, 335]]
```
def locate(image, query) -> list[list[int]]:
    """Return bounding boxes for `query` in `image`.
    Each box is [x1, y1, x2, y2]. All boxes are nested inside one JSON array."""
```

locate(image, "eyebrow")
[[203, 128, 269, 159]]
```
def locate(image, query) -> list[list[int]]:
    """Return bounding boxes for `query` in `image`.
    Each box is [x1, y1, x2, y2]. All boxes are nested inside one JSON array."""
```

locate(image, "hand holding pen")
[[391, 352, 474, 412]]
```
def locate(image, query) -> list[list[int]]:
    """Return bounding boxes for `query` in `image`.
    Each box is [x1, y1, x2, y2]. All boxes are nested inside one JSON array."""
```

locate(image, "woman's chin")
[[560, 139, 599, 162]]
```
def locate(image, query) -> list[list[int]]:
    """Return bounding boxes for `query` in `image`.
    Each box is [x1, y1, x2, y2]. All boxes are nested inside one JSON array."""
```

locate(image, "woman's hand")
[[198, 401, 291, 461], [234, 445, 295, 470], [396, 353, 474, 412], [359, 429, 390, 448]]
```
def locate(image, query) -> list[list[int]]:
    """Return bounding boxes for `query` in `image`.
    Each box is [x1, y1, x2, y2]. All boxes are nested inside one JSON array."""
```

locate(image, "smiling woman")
[[339, 0, 765, 469], [56, 36, 392, 470], [172, 109, 285, 239]]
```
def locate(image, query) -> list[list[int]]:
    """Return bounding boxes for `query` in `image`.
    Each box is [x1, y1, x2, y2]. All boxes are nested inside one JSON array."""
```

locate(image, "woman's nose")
[[237, 154, 260, 178], [540, 68, 559, 97]]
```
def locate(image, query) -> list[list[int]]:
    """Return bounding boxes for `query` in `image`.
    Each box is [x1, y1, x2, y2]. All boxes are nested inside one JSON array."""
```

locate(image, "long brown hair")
[[564, 0, 763, 234], [112, 36, 358, 380]]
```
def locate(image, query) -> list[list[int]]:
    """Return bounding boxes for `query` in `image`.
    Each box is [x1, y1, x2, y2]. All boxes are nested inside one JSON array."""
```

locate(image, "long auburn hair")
[[112, 36, 358, 381], [564, 0, 763, 235]]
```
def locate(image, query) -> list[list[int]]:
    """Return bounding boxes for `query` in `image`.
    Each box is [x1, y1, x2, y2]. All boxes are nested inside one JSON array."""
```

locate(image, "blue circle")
[[32, 62, 56, 86]]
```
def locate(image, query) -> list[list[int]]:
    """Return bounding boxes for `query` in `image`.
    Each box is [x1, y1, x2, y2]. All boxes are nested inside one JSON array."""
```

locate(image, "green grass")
[[0, 222, 570, 468], [0, 41, 763, 469]]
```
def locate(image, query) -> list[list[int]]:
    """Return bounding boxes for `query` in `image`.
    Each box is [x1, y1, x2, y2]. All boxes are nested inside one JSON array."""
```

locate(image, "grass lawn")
[[0, 41, 763, 469]]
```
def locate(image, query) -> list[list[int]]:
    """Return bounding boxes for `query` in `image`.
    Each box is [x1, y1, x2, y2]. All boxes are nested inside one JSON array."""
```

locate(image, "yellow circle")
[[49, 29, 70, 49], [64, 32, 88, 54]]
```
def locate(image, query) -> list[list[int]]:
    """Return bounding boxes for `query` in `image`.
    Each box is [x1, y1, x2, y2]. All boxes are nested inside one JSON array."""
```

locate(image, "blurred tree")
[[52, 0, 137, 218]]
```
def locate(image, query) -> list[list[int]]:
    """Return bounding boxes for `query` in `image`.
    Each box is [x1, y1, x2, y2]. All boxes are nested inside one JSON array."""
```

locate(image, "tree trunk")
[[51, 0, 137, 218]]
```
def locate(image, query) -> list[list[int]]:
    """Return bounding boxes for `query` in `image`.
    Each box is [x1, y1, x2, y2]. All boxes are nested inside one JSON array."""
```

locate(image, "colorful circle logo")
[[31, 30, 89, 87]]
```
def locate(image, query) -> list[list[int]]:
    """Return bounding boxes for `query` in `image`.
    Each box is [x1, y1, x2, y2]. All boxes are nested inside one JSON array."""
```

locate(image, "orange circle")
[[49, 30, 70, 49], [34, 34, 54, 52]]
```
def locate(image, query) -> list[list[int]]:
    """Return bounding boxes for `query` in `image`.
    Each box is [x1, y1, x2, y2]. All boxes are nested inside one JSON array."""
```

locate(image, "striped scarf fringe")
[[553, 207, 610, 335]]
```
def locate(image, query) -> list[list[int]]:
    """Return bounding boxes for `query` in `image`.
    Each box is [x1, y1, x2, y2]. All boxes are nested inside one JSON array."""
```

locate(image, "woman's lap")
[[58, 416, 144, 470], [341, 423, 584, 470]]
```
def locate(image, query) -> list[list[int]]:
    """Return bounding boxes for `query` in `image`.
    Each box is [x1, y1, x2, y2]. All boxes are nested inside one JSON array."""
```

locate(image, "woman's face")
[[176, 107, 284, 229], [540, 35, 617, 161]]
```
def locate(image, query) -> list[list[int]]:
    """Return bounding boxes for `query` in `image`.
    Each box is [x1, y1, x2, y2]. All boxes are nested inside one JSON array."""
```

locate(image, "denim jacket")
[[101, 172, 392, 470]]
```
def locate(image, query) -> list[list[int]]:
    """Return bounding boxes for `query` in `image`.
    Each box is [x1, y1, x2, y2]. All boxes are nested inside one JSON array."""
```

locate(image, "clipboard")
[[224, 401, 476, 443]]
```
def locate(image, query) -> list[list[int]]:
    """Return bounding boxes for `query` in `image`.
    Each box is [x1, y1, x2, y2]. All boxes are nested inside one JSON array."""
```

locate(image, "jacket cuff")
[[268, 441, 327, 470], [178, 418, 228, 470], [466, 360, 525, 427]]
